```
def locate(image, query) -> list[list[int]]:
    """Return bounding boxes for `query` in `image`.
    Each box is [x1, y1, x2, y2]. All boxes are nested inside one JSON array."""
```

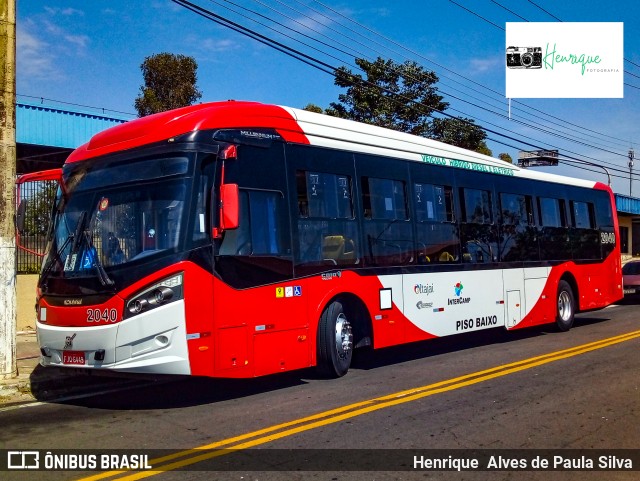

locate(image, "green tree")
[[326, 57, 448, 137], [321, 57, 488, 151], [134, 53, 202, 117], [475, 142, 493, 156], [303, 103, 324, 114], [499, 152, 513, 163], [430, 117, 488, 153]]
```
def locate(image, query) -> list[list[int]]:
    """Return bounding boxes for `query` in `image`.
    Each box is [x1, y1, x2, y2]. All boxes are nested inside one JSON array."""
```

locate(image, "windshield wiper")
[[40, 233, 73, 290], [40, 211, 88, 289], [75, 211, 115, 287], [80, 228, 114, 287], [40, 210, 115, 289]]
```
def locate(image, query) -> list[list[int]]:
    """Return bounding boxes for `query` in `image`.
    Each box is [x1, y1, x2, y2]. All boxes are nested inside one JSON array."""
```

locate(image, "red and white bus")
[[29, 101, 622, 378]]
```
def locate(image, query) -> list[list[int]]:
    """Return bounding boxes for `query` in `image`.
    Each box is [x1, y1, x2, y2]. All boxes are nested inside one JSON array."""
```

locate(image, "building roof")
[[17, 101, 131, 149], [615, 194, 640, 215], [15, 100, 133, 173]]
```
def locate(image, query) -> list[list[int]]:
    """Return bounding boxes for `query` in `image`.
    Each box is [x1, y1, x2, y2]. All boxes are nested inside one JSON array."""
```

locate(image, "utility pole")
[[0, 0, 16, 380], [629, 148, 635, 197]]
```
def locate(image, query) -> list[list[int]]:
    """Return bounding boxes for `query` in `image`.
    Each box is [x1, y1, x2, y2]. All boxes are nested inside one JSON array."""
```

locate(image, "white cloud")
[[184, 33, 239, 55], [289, 12, 333, 34], [469, 56, 502, 74], [199, 38, 238, 53], [63, 33, 89, 50], [17, 21, 62, 80], [41, 19, 89, 55], [43, 7, 84, 17]]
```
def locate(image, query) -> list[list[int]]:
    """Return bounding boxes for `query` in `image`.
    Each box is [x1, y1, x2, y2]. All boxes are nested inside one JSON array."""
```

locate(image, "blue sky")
[[17, 0, 640, 196]]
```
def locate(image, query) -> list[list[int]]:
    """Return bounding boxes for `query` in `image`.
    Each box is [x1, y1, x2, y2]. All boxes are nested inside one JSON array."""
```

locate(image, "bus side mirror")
[[16, 200, 27, 235], [220, 183, 239, 231]]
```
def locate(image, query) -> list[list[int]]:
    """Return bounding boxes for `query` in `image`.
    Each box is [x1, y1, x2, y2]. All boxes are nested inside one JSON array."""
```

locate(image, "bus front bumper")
[[36, 300, 191, 375]]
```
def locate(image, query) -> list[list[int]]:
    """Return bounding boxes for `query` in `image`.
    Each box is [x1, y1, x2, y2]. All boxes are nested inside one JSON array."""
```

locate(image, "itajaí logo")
[[449, 282, 470, 305], [414, 283, 434, 295]]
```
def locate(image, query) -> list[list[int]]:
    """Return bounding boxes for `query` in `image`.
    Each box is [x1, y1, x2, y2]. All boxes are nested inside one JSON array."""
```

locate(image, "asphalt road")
[[2, 302, 640, 481]]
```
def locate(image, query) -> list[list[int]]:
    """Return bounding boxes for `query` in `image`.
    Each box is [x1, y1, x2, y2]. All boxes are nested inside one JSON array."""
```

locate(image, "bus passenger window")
[[363, 177, 407, 220], [297, 170, 353, 219], [500, 193, 532, 226], [462, 188, 492, 224], [571, 201, 594, 228], [538, 197, 567, 227], [295, 170, 359, 268], [460, 187, 496, 263], [499, 193, 537, 262], [414, 183, 454, 222], [362, 177, 413, 266], [414, 183, 458, 263]]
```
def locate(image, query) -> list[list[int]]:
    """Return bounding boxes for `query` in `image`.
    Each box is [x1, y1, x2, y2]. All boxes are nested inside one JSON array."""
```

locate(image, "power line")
[[173, 1, 543, 150], [446, 0, 504, 29], [173, 0, 640, 181], [230, 0, 630, 156], [242, 0, 634, 159], [177, 0, 640, 179], [489, 0, 528, 21], [283, 0, 625, 152], [307, 0, 633, 148], [16, 94, 136, 117], [525, 0, 562, 21]]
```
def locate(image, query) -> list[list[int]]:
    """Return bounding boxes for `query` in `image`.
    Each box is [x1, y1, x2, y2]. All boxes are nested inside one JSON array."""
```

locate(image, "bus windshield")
[[41, 153, 193, 282]]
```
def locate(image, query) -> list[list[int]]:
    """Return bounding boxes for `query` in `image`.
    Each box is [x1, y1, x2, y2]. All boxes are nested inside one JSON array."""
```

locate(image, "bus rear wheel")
[[317, 300, 353, 377], [556, 280, 575, 332]]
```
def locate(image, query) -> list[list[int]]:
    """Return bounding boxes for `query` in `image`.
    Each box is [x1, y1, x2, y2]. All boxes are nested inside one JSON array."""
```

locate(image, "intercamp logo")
[[448, 282, 471, 306]]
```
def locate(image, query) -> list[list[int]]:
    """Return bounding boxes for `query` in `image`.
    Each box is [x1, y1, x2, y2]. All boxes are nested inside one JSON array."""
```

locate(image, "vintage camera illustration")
[[506, 46, 542, 69]]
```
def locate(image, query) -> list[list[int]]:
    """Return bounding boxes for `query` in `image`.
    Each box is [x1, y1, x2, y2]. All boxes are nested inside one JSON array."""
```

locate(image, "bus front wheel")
[[317, 300, 353, 377], [556, 280, 575, 332]]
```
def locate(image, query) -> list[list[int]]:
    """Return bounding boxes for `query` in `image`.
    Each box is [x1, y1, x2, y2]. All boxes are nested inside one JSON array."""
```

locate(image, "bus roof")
[[66, 100, 599, 190]]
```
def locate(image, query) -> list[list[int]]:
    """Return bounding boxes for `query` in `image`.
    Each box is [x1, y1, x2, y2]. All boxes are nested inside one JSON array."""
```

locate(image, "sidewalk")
[[0, 330, 41, 404]]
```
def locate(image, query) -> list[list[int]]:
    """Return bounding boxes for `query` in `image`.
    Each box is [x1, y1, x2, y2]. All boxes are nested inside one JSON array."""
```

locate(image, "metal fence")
[[16, 178, 58, 274]]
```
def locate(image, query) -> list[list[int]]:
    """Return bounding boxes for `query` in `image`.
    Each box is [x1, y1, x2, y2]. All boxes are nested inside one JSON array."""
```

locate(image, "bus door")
[[355, 153, 413, 347], [214, 140, 302, 376]]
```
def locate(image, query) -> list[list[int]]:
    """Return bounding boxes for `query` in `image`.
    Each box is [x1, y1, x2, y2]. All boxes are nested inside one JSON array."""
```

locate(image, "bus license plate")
[[62, 351, 86, 365]]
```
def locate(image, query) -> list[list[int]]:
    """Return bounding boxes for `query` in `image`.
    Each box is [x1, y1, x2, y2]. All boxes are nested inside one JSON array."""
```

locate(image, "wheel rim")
[[334, 313, 353, 360], [558, 290, 572, 322]]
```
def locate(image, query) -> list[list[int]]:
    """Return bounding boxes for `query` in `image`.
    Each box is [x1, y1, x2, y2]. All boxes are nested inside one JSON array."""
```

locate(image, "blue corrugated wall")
[[616, 194, 640, 215], [16, 101, 131, 149]]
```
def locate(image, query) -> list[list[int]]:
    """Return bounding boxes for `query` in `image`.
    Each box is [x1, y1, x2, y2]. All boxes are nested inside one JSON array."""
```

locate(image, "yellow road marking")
[[76, 329, 640, 480]]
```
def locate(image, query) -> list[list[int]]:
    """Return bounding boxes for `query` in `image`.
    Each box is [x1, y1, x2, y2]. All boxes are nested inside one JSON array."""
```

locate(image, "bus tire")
[[556, 280, 575, 332], [317, 300, 353, 378]]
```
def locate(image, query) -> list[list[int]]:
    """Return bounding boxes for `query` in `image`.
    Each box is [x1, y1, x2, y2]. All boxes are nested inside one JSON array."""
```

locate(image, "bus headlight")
[[125, 273, 184, 318]]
